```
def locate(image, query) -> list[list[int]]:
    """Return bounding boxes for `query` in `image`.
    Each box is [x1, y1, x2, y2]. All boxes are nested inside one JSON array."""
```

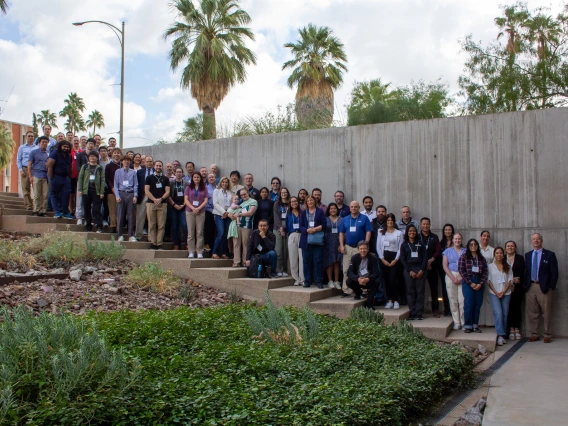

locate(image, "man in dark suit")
[[524, 233, 559, 343], [346, 241, 383, 309], [135, 156, 154, 240]]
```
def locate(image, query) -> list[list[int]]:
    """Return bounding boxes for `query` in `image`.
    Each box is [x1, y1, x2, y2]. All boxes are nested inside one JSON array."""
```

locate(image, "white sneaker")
[[453, 324, 460, 331], [118, 236, 124, 242], [496, 336, 504, 346], [281, 272, 289, 277], [333, 281, 342, 290], [277, 272, 283, 277], [502, 337, 507, 344], [143, 229, 148, 235], [103, 220, 109, 227], [385, 301, 393, 309], [188, 253, 195, 259], [129, 236, 137, 242], [293, 281, 300, 286], [77, 219, 83, 225], [393, 301, 400, 310], [197, 253, 203, 259], [327, 280, 335, 289]]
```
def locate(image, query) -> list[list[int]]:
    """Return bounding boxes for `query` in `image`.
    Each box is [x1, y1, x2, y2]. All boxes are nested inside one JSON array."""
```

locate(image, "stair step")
[[443, 328, 498, 352], [269, 286, 341, 307], [0, 192, 20, 197], [27, 216, 75, 224], [410, 315, 454, 340], [309, 294, 366, 318]]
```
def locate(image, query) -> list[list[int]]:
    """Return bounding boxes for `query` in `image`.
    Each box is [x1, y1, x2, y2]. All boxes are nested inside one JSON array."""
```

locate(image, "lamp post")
[[73, 20, 125, 149]]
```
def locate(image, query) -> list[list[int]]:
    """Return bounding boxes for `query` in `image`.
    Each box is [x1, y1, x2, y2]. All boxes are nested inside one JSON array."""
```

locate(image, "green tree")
[[283, 23, 348, 128], [86, 110, 105, 135], [347, 80, 451, 126], [59, 92, 86, 134], [459, 2, 568, 114], [175, 114, 204, 142], [164, 0, 257, 140], [0, 0, 8, 14], [36, 110, 58, 129], [32, 113, 39, 138], [0, 125, 14, 171]]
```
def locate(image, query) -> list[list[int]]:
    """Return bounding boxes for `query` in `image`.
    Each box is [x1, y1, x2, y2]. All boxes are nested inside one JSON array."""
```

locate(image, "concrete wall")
[[134, 108, 568, 336]]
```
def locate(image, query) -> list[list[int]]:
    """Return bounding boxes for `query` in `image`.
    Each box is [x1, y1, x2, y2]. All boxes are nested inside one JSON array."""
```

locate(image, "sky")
[[0, 0, 563, 148]]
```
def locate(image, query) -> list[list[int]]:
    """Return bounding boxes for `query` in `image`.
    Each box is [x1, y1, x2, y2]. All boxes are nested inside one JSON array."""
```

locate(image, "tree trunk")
[[202, 107, 216, 140]]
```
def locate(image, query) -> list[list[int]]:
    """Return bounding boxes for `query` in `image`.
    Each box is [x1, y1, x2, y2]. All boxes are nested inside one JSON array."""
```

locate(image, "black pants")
[[426, 268, 439, 312], [404, 269, 426, 318], [82, 188, 103, 228], [380, 251, 401, 302], [347, 278, 376, 308], [204, 210, 216, 249], [102, 191, 110, 222], [507, 284, 525, 332], [436, 259, 451, 315]]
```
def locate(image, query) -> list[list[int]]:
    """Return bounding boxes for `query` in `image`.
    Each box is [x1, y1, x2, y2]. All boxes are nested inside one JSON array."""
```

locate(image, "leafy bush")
[[42, 237, 85, 264], [0, 306, 139, 425], [123, 262, 181, 295], [349, 306, 385, 324], [24, 231, 84, 255], [85, 238, 125, 261], [78, 305, 474, 425], [0, 240, 36, 269]]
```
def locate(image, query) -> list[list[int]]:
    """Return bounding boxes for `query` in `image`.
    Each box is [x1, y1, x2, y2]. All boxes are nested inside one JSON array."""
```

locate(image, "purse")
[[307, 231, 324, 246]]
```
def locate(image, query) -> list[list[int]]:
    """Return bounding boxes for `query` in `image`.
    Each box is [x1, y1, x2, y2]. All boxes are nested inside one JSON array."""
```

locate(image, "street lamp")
[[73, 20, 125, 149]]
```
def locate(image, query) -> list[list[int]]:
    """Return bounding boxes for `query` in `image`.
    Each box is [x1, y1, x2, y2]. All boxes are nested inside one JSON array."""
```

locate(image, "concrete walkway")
[[483, 338, 568, 425]]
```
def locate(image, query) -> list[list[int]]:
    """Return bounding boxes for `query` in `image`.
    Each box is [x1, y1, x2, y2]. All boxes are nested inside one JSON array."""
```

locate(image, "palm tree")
[[349, 79, 393, 110], [1, 0, 8, 14], [283, 23, 348, 128], [86, 110, 105, 135], [164, 0, 257, 140], [0, 124, 14, 172], [36, 110, 58, 129], [59, 92, 86, 134]]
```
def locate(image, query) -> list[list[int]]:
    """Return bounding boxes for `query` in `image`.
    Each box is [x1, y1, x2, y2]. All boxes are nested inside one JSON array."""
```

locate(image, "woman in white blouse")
[[377, 213, 403, 309], [478, 230, 495, 327], [487, 247, 513, 346], [212, 177, 232, 259]]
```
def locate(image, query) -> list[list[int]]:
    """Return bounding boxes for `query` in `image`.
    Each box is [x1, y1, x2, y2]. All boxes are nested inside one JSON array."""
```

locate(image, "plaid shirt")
[[458, 254, 488, 285]]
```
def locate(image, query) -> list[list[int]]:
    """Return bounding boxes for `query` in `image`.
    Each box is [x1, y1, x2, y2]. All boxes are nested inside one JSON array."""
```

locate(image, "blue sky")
[[0, 0, 562, 147]]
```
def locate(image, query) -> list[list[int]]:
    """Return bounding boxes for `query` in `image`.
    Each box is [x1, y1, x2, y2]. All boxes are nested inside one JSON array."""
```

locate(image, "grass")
[[0, 240, 36, 270], [123, 262, 182, 296]]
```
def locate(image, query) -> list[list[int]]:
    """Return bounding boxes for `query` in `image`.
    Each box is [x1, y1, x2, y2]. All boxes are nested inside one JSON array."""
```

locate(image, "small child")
[[227, 195, 242, 266]]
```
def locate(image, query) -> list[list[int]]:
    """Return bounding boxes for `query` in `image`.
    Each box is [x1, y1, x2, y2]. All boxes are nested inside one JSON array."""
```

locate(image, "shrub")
[[0, 240, 36, 270], [178, 282, 197, 303], [349, 306, 385, 324], [0, 306, 139, 425], [123, 262, 181, 295], [85, 238, 125, 261], [24, 231, 84, 255]]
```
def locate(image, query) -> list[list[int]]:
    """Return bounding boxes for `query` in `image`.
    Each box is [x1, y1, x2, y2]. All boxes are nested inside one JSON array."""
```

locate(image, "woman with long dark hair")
[[478, 230, 495, 326], [488, 247, 513, 346], [458, 238, 488, 333], [287, 196, 304, 286], [273, 187, 291, 276], [400, 224, 428, 320], [254, 187, 274, 230], [212, 176, 231, 259], [323, 202, 343, 289], [443, 233, 466, 330], [437, 223, 455, 317], [184, 172, 208, 259], [299, 195, 326, 288], [505, 240, 525, 340], [377, 213, 403, 309]]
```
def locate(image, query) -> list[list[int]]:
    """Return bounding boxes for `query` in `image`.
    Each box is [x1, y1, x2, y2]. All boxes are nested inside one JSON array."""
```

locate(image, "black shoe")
[[32, 211, 39, 216], [38, 212, 46, 217], [150, 244, 157, 250], [316, 284, 323, 289], [409, 317, 416, 321], [464, 328, 473, 333], [156, 245, 163, 250], [85, 225, 92, 232], [110, 227, 116, 233], [473, 328, 482, 333], [354, 295, 362, 300], [340, 292, 349, 298], [417, 317, 424, 320]]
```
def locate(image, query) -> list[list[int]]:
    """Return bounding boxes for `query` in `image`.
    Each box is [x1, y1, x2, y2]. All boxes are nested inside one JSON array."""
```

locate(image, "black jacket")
[[346, 253, 382, 287], [246, 229, 276, 261], [524, 248, 558, 294], [369, 218, 385, 255], [400, 240, 428, 273], [136, 167, 154, 203]]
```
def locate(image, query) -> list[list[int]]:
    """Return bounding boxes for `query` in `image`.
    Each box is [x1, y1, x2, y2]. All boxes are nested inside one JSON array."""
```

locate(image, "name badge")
[[349, 226, 356, 232], [192, 200, 199, 207], [156, 183, 162, 189], [122, 180, 129, 186], [309, 221, 315, 227], [293, 223, 299, 230], [281, 213, 286, 219], [89, 175, 95, 181], [257, 244, 263, 252], [360, 267, 368, 276], [472, 266, 479, 273], [498, 277, 506, 284], [332, 228, 338, 234], [177, 191, 183, 197], [411, 252, 418, 258]]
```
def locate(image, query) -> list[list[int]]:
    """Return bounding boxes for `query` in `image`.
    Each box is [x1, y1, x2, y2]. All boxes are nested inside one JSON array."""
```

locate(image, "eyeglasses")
[[469, 243, 478, 246]]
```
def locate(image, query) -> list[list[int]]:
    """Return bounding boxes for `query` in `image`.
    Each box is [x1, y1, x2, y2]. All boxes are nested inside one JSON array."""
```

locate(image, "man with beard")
[[46, 140, 74, 219]]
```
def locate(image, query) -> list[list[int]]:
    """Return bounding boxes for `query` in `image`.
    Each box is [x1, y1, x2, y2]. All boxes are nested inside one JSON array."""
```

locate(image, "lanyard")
[[194, 189, 199, 198], [350, 214, 360, 229], [407, 242, 418, 253], [174, 181, 184, 192]]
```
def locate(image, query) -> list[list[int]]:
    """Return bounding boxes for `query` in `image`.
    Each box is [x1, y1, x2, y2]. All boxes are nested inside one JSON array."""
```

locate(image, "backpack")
[[247, 254, 270, 278]]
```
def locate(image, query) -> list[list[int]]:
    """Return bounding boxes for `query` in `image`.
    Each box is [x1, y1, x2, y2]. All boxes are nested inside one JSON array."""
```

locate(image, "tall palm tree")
[[0, 124, 14, 172], [59, 92, 86, 134], [1, 0, 8, 14], [283, 23, 348, 128], [164, 0, 257, 140], [86, 110, 105, 135], [36, 110, 58, 129]]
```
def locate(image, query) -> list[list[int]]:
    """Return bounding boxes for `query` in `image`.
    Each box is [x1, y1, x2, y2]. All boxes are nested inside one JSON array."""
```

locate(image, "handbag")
[[307, 231, 324, 246]]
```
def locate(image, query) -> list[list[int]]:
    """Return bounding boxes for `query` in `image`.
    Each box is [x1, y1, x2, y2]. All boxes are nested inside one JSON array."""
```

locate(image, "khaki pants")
[[275, 230, 289, 273], [342, 245, 359, 289], [21, 172, 33, 210], [288, 232, 304, 284], [135, 195, 148, 239], [32, 177, 48, 214], [446, 272, 465, 327], [107, 193, 117, 227], [526, 282, 553, 338], [233, 227, 251, 265], [147, 203, 167, 246], [186, 211, 205, 254]]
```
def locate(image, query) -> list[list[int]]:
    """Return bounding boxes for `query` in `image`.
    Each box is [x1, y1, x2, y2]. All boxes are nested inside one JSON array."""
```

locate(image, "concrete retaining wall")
[[134, 108, 568, 336]]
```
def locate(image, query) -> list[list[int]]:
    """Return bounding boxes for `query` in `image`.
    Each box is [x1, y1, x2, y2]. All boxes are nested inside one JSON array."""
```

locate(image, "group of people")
[[17, 125, 559, 343]]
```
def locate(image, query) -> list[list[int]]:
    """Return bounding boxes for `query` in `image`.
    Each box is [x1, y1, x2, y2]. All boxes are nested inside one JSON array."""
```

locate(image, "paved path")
[[483, 338, 568, 425]]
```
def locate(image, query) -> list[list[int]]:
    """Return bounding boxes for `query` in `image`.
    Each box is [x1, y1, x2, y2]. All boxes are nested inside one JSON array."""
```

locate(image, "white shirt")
[[361, 210, 376, 221], [376, 229, 402, 260], [480, 245, 494, 265], [487, 263, 513, 295]]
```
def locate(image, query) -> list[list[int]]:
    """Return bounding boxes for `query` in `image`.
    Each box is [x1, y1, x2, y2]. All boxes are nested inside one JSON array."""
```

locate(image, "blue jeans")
[[50, 175, 71, 215], [170, 208, 188, 247], [303, 244, 324, 286], [462, 280, 484, 329], [213, 215, 231, 256], [490, 293, 511, 337], [261, 251, 277, 274]]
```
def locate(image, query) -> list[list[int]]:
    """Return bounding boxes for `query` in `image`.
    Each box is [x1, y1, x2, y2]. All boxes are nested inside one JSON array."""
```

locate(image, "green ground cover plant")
[[123, 262, 181, 296]]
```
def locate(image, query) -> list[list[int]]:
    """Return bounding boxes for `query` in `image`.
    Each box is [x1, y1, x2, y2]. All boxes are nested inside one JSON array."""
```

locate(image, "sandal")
[[212, 254, 220, 259], [232, 263, 240, 268], [221, 255, 228, 259]]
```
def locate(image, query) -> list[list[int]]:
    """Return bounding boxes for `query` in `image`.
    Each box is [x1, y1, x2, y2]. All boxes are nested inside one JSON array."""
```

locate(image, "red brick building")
[[0, 119, 32, 194]]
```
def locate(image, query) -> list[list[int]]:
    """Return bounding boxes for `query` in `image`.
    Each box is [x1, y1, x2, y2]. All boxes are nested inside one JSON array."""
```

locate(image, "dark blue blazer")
[[524, 248, 558, 294], [136, 167, 154, 203], [299, 208, 327, 250]]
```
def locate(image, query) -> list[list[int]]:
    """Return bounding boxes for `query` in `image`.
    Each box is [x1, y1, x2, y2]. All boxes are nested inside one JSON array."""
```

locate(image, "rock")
[[41, 286, 54, 293], [217, 292, 227, 298], [477, 344, 487, 356], [12, 285, 24, 292], [51, 268, 66, 274], [69, 269, 82, 281], [70, 265, 83, 272], [455, 398, 486, 426], [73, 305, 80, 310], [451, 341, 461, 346], [37, 298, 49, 308], [107, 287, 120, 294], [84, 266, 97, 273], [0, 270, 6, 277]]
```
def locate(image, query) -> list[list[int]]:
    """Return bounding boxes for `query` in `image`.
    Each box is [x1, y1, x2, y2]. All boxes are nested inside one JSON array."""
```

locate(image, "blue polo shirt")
[[49, 150, 71, 177], [339, 214, 372, 246]]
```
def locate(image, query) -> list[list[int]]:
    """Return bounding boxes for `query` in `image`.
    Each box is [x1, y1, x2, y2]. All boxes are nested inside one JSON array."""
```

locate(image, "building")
[[0, 119, 32, 194]]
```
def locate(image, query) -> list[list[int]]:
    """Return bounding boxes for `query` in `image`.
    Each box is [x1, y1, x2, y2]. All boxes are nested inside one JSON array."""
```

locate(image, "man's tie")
[[532, 251, 539, 281]]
